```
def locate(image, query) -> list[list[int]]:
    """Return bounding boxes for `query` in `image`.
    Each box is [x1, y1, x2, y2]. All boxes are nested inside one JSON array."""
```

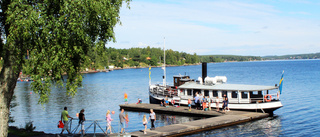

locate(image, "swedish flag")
[[279, 70, 284, 94]]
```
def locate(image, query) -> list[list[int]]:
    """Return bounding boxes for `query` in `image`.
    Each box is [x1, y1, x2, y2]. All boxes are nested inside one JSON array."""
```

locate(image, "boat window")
[[232, 91, 238, 98], [212, 91, 218, 97], [250, 91, 263, 98], [180, 89, 185, 96], [242, 92, 248, 99], [187, 89, 192, 96], [204, 90, 209, 96], [222, 91, 227, 97]]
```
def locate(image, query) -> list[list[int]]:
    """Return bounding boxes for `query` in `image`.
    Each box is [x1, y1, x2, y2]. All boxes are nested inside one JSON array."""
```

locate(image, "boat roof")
[[173, 75, 189, 78], [178, 82, 278, 91]]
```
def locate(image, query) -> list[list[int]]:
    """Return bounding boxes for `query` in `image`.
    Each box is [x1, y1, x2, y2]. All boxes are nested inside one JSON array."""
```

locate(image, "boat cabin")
[[173, 75, 193, 87], [177, 82, 279, 103]]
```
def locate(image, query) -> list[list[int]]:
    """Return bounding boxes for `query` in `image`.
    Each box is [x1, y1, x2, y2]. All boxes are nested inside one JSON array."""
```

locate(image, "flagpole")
[[149, 65, 151, 86], [163, 37, 166, 87]]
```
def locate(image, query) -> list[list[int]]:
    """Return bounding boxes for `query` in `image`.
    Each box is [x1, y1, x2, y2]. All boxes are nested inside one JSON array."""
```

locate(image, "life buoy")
[[264, 94, 272, 102], [171, 99, 175, 104]]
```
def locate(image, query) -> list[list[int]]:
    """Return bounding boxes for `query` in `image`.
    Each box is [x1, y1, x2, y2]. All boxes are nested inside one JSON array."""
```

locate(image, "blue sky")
[[107, 0, 320, 56]]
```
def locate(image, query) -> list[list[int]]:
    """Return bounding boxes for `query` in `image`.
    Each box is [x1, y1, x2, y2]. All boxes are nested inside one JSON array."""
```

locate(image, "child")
[[188, 99, 192, 111], [216, 96, 220, 111], [136, 98, 142, 104], [124, 93, 128, 104], [142, 115, 148, 134], [202, 96, 206, 111], [105, 110, 113, 134], [203, 99, 207, 111]]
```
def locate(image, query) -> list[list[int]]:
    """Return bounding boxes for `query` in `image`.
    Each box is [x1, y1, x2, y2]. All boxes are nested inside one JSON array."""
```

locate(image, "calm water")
[[10, 59, 320, 136]]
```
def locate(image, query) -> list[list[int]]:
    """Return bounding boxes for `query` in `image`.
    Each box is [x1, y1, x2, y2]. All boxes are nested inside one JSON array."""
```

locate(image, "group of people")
[[192, 92, 230, 112], [160, 95, 170, 107], [59, 107, 156, 135], [60, 107, 85, 135], [193, 92, 211, 110]]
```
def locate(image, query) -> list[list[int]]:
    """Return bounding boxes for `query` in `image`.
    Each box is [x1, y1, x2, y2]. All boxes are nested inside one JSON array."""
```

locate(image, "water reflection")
[[186, 116, 282, 137], [12, 60, 317, 135]]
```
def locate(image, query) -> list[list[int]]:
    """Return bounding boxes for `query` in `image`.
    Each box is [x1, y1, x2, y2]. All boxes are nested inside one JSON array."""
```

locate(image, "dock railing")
[[62, 118, 122, 137]]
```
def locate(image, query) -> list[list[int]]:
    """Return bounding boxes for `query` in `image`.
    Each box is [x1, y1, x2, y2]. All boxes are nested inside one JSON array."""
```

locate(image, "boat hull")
[[149, 92, 282, 114]]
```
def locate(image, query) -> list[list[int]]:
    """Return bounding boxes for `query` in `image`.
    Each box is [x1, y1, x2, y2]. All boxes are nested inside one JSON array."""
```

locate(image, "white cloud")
[[107, 0, 320, 56]]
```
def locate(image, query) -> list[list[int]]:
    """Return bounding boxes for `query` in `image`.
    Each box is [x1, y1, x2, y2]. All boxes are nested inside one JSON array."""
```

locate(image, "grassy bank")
[[8, 126, 46, 137]]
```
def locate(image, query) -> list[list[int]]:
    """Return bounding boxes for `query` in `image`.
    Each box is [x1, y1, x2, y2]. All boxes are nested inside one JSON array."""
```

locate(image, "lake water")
[[10, 59, 320, 136]]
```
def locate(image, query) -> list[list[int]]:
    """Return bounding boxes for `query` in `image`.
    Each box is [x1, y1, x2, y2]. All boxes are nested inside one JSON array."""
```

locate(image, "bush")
[[25, 121, 36, 132]]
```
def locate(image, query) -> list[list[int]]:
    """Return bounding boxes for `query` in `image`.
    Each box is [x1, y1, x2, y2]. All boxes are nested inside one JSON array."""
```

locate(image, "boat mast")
[[163, 37, 166, 87]]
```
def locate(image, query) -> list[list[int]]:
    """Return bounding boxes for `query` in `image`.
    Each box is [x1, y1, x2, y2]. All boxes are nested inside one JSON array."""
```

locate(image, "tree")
[[0, 0, 130, 136]]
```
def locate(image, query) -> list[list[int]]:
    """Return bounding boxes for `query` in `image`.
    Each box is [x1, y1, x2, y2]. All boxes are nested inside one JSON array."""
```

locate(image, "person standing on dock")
[[188, 99, 192, 111], [142, 115, 148, 134], [124, 93, 128, 104], [208, 97, 212, 111], [149, 109, 156, 130], [105, 110, 113, 134], [78, 109, 85, 135], [60, 107, 73, 135], [199, 93, 203, 110], [222, 94, 230, 112], [194, 93, 200, 110], [225, 96, 230, 112], [216, 96, 220, 111], [119, 109, 129, 134]]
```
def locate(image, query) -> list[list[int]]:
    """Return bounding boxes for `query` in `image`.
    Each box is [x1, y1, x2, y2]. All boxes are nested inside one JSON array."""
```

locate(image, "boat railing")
[[250, 93, 279, 103], [151, 86, 178, 97]]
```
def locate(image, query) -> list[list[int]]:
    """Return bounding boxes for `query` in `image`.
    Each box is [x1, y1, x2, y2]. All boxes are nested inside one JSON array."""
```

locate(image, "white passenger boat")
[[149, 62, 283, 114]]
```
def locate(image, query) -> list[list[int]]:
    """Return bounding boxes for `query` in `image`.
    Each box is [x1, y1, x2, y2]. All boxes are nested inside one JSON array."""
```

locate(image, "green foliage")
[[97, 47, 199, 68], [0, 58, 3, 68], [8, 126, 43, 137], [1, 0, 130, 104], [24, 121, 36, 132], [199, 55, 262, 62]]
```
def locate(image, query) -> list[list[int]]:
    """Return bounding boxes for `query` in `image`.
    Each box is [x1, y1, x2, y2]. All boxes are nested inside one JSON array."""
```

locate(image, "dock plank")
[[120, 103, 269, 137]]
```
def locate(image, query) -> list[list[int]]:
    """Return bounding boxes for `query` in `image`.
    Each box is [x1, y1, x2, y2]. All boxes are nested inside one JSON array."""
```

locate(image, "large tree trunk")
[[0, 50, 20, 137]]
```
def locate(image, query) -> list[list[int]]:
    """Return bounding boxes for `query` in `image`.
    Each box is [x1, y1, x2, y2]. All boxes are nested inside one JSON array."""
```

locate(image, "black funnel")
[[202, 62, 207, 84]]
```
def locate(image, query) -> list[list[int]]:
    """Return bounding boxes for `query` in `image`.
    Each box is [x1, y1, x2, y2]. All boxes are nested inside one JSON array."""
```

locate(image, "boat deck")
[[120, 103, 269, 137]]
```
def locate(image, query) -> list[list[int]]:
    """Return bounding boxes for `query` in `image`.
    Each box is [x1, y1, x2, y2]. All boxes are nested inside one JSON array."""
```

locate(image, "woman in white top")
[[216, 96, 220, 111]]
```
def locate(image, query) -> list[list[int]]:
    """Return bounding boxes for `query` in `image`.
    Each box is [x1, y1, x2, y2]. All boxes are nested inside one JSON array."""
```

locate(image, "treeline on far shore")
[[262, 52, 320, 60], [84, 46, 200, 70], [84, 46, 263, 70], [1, 48, 318, 71]]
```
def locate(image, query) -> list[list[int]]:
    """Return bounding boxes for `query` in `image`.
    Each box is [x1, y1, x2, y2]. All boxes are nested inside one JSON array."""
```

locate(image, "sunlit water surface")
[[10, 60, 320, 136]]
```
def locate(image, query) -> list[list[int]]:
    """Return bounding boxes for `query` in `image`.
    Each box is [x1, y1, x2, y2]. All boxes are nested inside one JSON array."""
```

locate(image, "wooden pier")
[[120, 103, 269, 137]]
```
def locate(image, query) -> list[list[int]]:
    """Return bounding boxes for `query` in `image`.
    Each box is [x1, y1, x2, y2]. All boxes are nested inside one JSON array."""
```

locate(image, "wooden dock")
[[120, 103, 269, 137]]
